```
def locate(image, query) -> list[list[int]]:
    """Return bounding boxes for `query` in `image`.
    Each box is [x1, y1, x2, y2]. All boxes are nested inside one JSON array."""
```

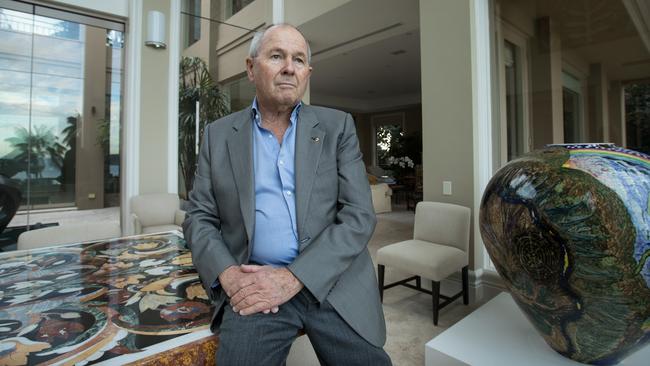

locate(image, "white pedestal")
[[425, 292, 649, 366]]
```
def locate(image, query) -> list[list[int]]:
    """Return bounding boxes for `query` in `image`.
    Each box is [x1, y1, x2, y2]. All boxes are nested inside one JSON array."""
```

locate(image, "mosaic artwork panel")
[[0, 232, 214, 365]]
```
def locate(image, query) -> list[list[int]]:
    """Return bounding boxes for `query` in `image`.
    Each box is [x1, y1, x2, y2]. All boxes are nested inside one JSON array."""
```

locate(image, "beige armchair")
[[376, 201, 471, 325], [17, 222, 121, 251], [131, 193, 186, 234]]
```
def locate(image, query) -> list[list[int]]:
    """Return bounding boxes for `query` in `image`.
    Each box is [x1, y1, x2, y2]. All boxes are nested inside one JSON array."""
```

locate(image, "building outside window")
[[217, 0, 254, 20], [184, 0, 201, 47], [221, 74, 255, 113]]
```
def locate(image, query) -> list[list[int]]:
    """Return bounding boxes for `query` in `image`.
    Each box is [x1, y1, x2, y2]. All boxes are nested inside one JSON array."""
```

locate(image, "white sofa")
[[17, 222, 121, 250], [370, 183, 392, 213]]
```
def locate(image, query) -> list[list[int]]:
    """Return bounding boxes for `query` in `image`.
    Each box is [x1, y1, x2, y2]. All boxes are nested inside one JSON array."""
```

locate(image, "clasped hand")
[[218, 264, 303, 316]]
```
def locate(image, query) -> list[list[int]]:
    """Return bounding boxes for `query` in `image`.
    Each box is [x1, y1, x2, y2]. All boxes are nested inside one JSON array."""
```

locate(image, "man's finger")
[[233, 276, 256, 293], [231, 291, 262, 312], [230, 285, 253, 306], [271, 306, 279, 313], [239, 300, 273, 316], [240, 264, 264, 273]]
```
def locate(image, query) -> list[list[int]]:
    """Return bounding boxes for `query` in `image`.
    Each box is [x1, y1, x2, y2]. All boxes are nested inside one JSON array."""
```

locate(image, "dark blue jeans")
[[216, 288, 392, 365]]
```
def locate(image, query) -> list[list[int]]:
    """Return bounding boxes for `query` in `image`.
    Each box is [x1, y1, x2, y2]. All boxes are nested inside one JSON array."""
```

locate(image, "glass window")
[[503, 40, 525, 161], [375, 124, 403, 169], [563, 88, 581, 143], [178, 58, 230, 198], [625, 83, 650, 155], [230, 0, 254, 16], [0, 2, 124, 245], [494, 1, 649, 151], [218, 0, 255, 20], [371, 113, 406, 169], [184, 0, 201, 47], [222, 75, 256, 113], [562, 71, 584, 143]]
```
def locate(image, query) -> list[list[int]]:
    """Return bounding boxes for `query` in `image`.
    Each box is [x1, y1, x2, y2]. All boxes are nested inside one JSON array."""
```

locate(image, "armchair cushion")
[[142, 224, 182, 234], [376, 239, 468, 282]]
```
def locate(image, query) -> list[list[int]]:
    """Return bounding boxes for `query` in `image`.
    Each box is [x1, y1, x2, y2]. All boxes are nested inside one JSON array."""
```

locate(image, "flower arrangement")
[[387, 156, 414, 169], [386, 156, 415, 179]]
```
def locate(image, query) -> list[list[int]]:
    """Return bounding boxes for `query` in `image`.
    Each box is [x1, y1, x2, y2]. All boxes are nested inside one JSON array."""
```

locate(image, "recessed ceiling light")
[[390, 49, 406, 55]]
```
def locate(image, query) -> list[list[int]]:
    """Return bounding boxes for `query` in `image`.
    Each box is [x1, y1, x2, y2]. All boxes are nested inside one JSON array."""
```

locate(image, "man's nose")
[[281, 57, 295, 74]]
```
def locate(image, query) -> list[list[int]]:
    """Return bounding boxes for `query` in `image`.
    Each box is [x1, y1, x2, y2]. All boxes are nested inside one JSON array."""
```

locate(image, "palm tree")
[[5, 125, 66, 179], [178, 56, 229, 196]]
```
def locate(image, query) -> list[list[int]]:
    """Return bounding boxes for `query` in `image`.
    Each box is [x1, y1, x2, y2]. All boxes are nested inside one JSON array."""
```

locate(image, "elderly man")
[[183, 24, 391, 365]]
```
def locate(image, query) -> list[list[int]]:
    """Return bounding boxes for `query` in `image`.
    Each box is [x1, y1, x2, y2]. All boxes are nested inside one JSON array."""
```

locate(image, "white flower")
[[386, 155, 415, 171]]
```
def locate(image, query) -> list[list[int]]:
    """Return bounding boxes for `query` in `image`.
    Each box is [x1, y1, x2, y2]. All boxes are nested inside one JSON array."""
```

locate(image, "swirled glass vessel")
[[479, 143, 650, 365]]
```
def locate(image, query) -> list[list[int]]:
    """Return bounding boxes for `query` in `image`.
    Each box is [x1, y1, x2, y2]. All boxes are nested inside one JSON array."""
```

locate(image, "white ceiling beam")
[[623, 0, 650, 53]]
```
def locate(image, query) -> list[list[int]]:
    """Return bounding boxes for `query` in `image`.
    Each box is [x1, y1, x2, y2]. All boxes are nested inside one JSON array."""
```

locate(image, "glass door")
[[0, 0, 124, 238]]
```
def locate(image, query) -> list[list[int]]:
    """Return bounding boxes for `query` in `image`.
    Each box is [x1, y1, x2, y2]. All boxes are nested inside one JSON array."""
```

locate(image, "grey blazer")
[[183, 105, 386, 347]]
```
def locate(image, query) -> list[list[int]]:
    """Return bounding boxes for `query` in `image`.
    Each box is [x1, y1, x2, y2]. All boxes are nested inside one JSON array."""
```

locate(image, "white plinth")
[[425, 292, 649, 366]]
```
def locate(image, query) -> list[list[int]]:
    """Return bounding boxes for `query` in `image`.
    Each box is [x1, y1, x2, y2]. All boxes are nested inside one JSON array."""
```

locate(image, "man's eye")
[[270, 54, 281, 60], [294, 58, 305, 65]]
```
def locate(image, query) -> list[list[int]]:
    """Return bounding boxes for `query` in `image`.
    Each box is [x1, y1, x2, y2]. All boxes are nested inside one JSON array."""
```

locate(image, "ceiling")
[[311, 31, 421, 100], [536, 0, 650, 82], [296, 0, 650, 112], [298, 0, 420, 112]]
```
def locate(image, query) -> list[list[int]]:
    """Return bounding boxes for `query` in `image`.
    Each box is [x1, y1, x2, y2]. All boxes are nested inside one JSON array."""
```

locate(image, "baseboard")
[[441, 268, 506, 303]]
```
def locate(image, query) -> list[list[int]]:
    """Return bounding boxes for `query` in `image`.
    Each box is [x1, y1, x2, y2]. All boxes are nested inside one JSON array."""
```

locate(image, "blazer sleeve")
[[183, 125, 238, 300], [288, 113, 377, 302]]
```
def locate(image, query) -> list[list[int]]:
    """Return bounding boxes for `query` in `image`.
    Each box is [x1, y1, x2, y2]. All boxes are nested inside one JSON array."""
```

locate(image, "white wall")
[[420, 0, 475, 265]]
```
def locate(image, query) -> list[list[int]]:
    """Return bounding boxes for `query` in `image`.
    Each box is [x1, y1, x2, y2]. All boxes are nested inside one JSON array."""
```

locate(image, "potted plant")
[[178, 57, 229, 198]]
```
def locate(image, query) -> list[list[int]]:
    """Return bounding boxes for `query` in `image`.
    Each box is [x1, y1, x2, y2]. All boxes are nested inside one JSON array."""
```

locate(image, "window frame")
[[370, 112, 406, 168], [496, 20, 531, 165]]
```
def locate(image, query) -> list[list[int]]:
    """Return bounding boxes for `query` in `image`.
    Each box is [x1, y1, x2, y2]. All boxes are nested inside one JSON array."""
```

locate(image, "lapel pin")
[[311, 137, 320, 143]]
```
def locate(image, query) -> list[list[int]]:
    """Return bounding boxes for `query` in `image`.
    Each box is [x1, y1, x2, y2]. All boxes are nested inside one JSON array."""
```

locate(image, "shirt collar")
[[251, 97, 302, 127]]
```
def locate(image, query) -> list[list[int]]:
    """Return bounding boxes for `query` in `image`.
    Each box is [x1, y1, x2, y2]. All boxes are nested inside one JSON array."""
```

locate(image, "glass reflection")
[[0, 4, 123, 234], [0, 8, 33, 209]]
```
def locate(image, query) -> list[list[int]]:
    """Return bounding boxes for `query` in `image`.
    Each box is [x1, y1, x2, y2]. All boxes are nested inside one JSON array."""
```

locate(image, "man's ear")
[[246, 57, 255, 82]]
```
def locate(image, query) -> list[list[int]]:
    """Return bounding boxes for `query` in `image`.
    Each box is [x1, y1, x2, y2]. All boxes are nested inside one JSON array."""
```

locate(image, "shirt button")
[[279, 160, 284, 165], [286, 191, 292, 196]]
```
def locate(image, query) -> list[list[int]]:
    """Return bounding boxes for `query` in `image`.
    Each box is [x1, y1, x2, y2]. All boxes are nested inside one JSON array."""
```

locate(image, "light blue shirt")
[[249, 99, 300, 266]]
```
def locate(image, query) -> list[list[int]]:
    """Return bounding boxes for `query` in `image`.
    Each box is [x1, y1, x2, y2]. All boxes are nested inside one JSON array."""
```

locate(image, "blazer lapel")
[[227, 108, 255, 242], [295, 106, 325, 240]]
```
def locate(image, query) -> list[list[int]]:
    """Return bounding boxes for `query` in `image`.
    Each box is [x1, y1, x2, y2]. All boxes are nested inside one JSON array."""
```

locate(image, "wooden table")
[[0, 231, 217, 365]]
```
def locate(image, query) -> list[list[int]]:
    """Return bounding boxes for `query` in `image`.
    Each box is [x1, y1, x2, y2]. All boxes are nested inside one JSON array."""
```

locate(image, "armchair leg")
[[378, 265, 385, 302], [462, 266, 469, 305], [432, 280, 440, 325]]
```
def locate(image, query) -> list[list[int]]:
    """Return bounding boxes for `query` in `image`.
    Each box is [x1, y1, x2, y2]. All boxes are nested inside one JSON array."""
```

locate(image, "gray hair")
[[248, 24, 312, 64]]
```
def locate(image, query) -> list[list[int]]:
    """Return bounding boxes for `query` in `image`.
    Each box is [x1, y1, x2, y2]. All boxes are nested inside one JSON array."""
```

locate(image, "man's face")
[[246, 26, 312, 109]]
